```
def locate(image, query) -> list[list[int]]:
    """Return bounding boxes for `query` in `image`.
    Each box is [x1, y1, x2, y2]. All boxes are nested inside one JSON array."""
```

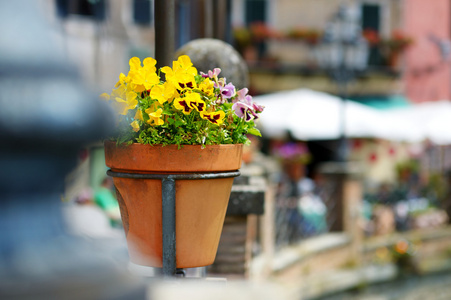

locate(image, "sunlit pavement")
[[316, 271, 451, 300]]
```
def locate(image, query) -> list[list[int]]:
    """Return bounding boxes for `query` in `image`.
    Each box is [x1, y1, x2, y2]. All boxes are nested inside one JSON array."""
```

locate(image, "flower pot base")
[[108, 170, 240, 269]]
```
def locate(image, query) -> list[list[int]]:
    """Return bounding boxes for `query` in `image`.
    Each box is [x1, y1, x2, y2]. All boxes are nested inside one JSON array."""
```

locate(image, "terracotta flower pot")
[[104, 141, 243, 268]]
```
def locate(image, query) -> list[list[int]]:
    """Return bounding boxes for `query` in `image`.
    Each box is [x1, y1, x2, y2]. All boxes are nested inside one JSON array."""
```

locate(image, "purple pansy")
[[201, 68, 221, 79], [252, 101, 264, 113], [232, 88, 264, 122], [232, 101, 255, 121], [221, 83, 235, 99], [235, 88, 248, 102], [214, 78, 236, 103]]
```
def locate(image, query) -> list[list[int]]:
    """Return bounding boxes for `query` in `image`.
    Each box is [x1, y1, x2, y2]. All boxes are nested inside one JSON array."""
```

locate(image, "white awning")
[[254, 88, 420, 142]]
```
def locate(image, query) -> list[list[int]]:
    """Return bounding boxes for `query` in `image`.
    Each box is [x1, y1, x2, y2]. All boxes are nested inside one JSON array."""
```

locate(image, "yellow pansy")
[[173, 92, 207, 115], [134, 109, 143, 121], [110, 83, 138, 115], [162, 68, 196, 91], [161, 55, 198, 91], [160, 67, 176, 86], [115, 72, 130, 88], [145, 108, 164, 126], [160, 66, 174, 80], [130, 120, 140, 132], [129, 57, 141, 72], [177, 73, 197, 91], [201, 110, 225, 125], [114, 97, 138, 115], [186, 92, 206, 112], [150, 82, 176, 104], [143, 57, 157, 71], [129, 56, 156, 72], [190, 99, 206, 113], [172, 55, 197, 76], [198, 78, 215, 97], [99, 93, 110, 100], [173, 97, 192, 115], [128, 57, 160, 93]]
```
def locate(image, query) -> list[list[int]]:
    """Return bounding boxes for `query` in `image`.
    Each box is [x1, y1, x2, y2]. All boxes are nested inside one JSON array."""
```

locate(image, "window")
[[133, 0, 153, 25], [244, 0, 267, 58], [245, 0, 266, 25], [362, 4, 380, 32], [361, 3, 383, 66], [56, 0, 106, 21]]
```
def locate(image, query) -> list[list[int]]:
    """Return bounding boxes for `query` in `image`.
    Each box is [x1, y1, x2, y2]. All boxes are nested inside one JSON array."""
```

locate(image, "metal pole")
[[162, 177, 176, 276], [337, 71, 349, 162], [332, 67, 350, 162], [154, 0, 175, 69], [213, 0, 226, 40], [203, 0, 214, 38]]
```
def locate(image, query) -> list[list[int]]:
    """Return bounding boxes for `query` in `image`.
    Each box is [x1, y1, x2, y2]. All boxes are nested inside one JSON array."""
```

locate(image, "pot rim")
[[104, 140, 243, 173]]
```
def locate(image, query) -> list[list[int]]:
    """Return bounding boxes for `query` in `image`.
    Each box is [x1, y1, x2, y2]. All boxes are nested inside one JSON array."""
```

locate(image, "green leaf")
[[247, 127, 262, 137]]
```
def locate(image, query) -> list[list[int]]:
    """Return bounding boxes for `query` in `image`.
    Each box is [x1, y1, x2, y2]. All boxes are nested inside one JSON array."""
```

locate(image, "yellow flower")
[[145, 108, 164, 126], [107, 83, 138, 115], [128, 57, 160, 93], [129, 57, 142, 72], [201, 110, 225, 125], [115, 73, 130, 88], [161, 55, 198, 91], [186, 92, 206, 112], [143, 57, 157, 71], [173, 93, 205, 114], [150, 82, 176, 104], [130, 120, 140, 132], [162, 68, 197, 91], [173, 55, 197, 76], [178, 73, 197, 91], [99, 93, 110, 100], [134, 109, 143, 121], [198, 78, 215, 97], [173, 97, 193, 115]]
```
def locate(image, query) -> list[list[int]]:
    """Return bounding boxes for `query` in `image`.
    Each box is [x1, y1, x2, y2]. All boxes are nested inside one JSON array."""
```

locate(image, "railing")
[[272, 173, 342, 249]]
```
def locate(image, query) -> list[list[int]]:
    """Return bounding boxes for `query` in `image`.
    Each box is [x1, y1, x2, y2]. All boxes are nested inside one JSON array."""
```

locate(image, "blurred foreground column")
[[0, 1, 144, 299]]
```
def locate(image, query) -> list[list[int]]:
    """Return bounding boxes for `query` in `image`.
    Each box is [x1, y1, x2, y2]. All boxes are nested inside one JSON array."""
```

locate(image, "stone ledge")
[[297, 264, 397, 300], [250, 233, 351, 276], [364, 225, 451, 252]]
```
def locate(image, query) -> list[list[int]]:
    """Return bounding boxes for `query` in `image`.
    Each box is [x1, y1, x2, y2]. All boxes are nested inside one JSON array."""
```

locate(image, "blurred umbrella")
[[386, 100, 451, 145], [255, 88, 413, 141]]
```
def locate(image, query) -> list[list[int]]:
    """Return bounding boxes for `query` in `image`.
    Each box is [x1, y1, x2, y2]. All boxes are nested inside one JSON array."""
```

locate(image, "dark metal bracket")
[[107, 170, 240, 277]]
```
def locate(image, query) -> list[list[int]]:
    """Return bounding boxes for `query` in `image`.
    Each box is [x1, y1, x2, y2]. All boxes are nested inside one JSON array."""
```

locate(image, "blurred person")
[[297, 178, 327, 236], [94, 177, 122, 228], [394, 200, 410, 231], [64, 187, 122, 238], [275, 161, 305, 242], [273, 142, 313, 242]]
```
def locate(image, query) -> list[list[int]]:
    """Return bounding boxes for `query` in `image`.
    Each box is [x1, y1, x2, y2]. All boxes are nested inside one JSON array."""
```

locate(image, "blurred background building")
[[41, 0, 451, 183]]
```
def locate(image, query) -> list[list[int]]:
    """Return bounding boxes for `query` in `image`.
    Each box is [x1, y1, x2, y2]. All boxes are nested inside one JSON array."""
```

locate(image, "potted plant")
[[381, 30, 414, 68], [100, 55, 264, 268], [286, 27, 322, 45]]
